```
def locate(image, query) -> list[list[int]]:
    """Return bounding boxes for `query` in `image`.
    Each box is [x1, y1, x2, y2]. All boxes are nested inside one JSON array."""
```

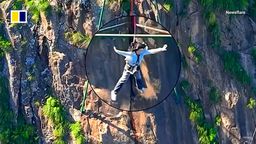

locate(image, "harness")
[[125, 54, 140, 74]]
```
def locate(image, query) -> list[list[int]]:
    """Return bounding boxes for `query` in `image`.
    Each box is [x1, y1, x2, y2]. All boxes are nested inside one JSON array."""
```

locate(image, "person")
[[111, 42, 168, 102]]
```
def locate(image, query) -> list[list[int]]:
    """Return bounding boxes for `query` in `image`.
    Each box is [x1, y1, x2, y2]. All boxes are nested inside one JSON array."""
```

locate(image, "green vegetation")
[[185, 97, 204, 124], [209, 87, 221, 104], [199, 0, 248, 11], [12, 0, 23, 10], [0, 36, 12, 57], [178, 81, 218, 144], [121, 0, 130, 14], [43, 96, 86, 143], [222, 51, 251, 85], [163, 0, 173, 12], [198, 0, 252, 87], [251, 47, 256, 64], [0, 77, 38, 143], [197, 124, 218, 144], [204, 11, 220, 50], [188, 43, 203, 64], [215, 115, 221, 126], [247, 97, 256, 109], [24, 0, 51, 23], [65, 31, 91, 47], [43, 96, 67, 143], [248, 1, 256, 18], [70, 122, 86, 144], [185, 96, 218, 143]]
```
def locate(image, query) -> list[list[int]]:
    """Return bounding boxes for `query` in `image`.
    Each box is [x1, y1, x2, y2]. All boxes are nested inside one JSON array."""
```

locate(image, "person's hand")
[[113, 46, 117, 50], [162, 44, 168, 51]]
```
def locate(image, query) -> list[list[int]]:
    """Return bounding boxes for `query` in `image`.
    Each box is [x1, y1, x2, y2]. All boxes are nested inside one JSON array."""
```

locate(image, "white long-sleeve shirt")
[[114, 46, 166, 66]]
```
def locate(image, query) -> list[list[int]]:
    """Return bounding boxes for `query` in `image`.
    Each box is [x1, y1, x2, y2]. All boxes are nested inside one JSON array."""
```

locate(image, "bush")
[[42, 96, 67, 142], [24, 0, 51, 23], [0, 36, 12, 57], [53, 139, 65, 144], [197, 124, 217, 144], [64, 31, 91, 47], [0, 77, 38, 143], [222, 51, 251, 85], [218, 0, 248, 11], [163, 0, 173, 12], [209, 87, 221, 104], [188, 44, 203, 64], [199, 0, 248, 11], [121, 0, 130, 14], [12, 0, 23, 10], [215, 115, 221, 126], [184, 92, 219, 144], [203, 11, 221, 50], [70, 122, 86, 144], [207, 12, 217, 27], [185, 97, 204, 124], [247, 98, 256, 109]]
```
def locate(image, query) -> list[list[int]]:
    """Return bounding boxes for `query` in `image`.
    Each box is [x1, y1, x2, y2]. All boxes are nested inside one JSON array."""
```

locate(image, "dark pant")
[[113, 68, 144, 94]]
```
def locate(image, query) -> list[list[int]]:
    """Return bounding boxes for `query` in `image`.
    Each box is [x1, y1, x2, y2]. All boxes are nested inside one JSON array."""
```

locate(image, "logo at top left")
[[10, 10, 27, 23]]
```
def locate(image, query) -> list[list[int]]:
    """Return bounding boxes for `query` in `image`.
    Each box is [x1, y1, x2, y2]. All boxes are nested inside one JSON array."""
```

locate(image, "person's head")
[[132, 42, 146, 55]]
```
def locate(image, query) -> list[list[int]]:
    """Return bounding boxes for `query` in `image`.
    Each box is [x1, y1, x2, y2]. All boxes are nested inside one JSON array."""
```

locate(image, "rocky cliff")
[[0, 0, 256, 143]]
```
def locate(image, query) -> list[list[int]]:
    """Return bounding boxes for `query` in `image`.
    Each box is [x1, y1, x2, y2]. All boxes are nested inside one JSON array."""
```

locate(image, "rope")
[[95, 33, 172, 37], [80, 80, 89, 113], [98, 22, 127, 32], [136, 24, 169, 34], [98, 0, 106, 30]]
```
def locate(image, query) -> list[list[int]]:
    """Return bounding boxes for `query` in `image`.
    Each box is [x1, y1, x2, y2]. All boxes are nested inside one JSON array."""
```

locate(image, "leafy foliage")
[[43, 96, 67, 142], [70, 122, 86, 144], [0, 77, 38, 143], [222, 51, 251, 85], [64, 31, 91, 47], [121, 0, 130, 14], [180, 80, 218, 143], [247, 98, 256, 109], [185, 97, 204, 124], [215, 115, 221, 126], [188, 43, 203, 64], [0, 36, 12, 57], [199, 0, 248, 11], [12, 0, 23, 10], [163, 0, 173, 12], [209, 87, 221, 104], [185, 96, 218, 143], [197, 124, 217, 144], [24, 0, 51, 23]]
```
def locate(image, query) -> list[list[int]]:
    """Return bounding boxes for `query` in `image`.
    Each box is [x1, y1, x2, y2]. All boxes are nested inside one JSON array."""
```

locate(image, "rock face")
[[1, 0, 256, 143]]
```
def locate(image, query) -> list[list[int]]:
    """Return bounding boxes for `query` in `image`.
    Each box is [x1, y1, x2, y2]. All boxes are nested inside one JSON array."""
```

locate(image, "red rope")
[[130, 0, 136, 42]]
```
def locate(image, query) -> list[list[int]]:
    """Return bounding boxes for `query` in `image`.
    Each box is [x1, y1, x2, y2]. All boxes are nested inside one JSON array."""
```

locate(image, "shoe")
[[138, 88, 145, 94], [111, 90, 117, 102]]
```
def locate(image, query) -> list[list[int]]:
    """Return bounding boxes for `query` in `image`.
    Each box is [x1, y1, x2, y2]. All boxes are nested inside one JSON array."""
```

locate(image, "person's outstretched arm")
[[113, 46, 132, 57], [143, 44, 168, 55]]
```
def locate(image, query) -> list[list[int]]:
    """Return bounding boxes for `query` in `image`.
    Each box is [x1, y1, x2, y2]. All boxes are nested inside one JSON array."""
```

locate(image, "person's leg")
[[134, 69, 145, 90], [111, 69, 130, 101]]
